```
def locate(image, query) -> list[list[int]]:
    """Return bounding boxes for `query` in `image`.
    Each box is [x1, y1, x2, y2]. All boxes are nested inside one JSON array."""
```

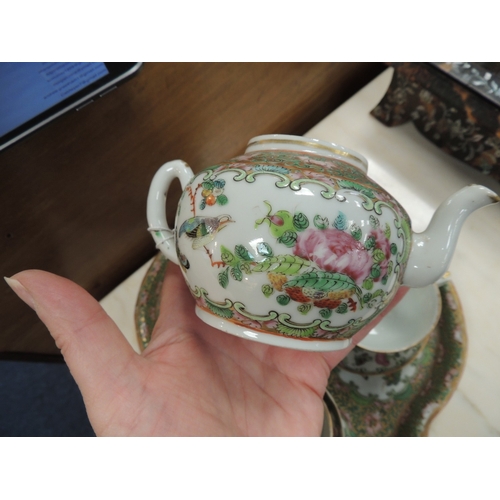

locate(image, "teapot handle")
[[147, 160, 194, 265]]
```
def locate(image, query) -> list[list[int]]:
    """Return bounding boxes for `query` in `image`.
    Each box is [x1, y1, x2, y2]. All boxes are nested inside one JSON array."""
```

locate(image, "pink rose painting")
[[294, 227, 373, 284]]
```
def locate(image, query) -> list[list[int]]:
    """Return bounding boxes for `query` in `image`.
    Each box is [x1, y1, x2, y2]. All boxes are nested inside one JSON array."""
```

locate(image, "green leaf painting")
[[283, 271, 359, 294], [370, 264, 381, 279], [320, 308, 332, 319], [220, 245, 237, 266], [230, 265, 243, 281], [206, 300, 233, 319], [372, 249, 386, 264], [276, 323, 315, 338], [218, 268, 229, 288], [252, 254, 310, 275], [216, 194, 228, 205], [256, 242, 273, 257], [365, 236, 376, 250], [333, 211, 347, 231], [363, 278, 374, 290], [298, 304, 312, 315], [277, 230, 297, 248], [313, 215, 329, 229], [384, 222, 391, 239], [350, 224, 362, 241], [293, 212, 309, 231], [369, 215, 380, 228], [235, 244, 254, 261], [276, 294, 291, 306], [336, 303, 348, 314], [387, 260, 394, 276]]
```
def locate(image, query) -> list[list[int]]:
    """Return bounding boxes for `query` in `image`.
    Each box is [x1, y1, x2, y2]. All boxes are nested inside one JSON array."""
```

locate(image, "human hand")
[[6, 264, 408, 436]]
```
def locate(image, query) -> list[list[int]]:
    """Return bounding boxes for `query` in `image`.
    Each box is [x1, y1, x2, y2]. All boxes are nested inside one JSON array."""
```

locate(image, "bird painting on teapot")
[[149, 135, 499, 349], [173, 152, 409, 341]]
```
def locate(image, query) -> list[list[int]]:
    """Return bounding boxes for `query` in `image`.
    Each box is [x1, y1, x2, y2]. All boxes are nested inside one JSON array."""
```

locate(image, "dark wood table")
[[1, 62, 383, 355]]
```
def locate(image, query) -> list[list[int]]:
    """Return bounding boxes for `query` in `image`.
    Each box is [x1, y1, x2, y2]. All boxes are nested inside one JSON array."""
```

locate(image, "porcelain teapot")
[[147, 134, 499, 351]]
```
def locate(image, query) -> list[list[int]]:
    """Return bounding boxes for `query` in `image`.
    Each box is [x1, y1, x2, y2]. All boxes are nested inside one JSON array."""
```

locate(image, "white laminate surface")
[[100, 68, 500, 436]]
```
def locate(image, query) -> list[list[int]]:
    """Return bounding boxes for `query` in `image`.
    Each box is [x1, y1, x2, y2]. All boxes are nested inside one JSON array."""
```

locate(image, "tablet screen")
[[0, 62, 109, 137]]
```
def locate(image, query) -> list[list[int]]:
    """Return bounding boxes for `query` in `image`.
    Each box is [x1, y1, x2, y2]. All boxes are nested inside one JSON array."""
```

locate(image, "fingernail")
[[4, 277, 36, 310]]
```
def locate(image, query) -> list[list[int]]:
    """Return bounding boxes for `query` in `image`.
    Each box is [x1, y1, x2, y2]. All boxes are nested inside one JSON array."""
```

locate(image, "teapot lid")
[[246, 134, 368, 173]]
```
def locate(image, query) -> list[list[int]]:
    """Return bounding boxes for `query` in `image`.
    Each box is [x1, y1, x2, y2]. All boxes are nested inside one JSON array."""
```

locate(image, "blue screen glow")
[[0, 62, 109, 137]]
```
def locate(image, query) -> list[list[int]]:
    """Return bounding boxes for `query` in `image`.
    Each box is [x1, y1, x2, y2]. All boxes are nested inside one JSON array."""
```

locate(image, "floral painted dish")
[[135, 253, 466, 437], [135, 253, 169, 351], [327, 279, 467, 436], [339, 337, 429, 377]]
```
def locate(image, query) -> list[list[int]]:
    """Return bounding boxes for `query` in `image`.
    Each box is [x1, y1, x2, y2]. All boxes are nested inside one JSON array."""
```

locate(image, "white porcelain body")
[[148, 135, 414, 351], [147, 134, 498, 351]]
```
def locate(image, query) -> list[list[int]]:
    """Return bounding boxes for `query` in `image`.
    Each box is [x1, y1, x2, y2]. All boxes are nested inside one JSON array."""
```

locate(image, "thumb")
[[5, 270, 138, 405]]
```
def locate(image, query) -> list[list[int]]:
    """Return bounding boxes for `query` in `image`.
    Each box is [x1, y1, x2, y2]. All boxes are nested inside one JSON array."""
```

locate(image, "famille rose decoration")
[[147, 134, 499, 351]]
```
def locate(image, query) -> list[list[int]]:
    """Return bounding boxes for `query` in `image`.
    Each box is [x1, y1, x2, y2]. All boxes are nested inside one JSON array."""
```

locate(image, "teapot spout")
[[403, 184, 500, 288]]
